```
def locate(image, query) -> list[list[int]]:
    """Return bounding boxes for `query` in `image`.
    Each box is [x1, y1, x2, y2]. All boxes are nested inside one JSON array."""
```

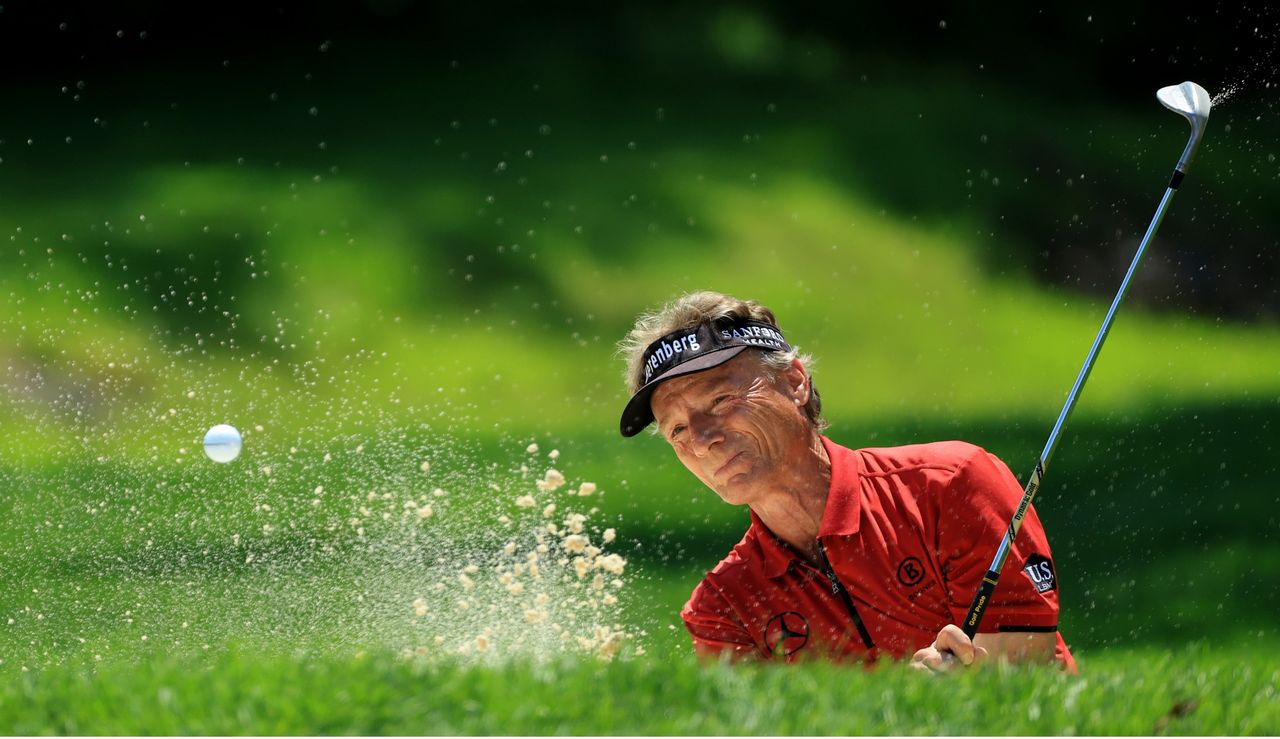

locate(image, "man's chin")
[[709, 471, 757, 505]]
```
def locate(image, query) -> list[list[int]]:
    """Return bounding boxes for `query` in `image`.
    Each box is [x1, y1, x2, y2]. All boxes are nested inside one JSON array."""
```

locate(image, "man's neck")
[[748, 433, 832, 566]]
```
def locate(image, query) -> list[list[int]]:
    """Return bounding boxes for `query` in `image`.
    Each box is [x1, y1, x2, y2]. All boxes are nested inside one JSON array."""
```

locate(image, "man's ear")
[[784, 358, 810, 405]]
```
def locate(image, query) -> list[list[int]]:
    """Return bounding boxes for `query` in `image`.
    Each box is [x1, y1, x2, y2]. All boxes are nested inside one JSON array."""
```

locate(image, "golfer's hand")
[[910, 624, 988, 673]]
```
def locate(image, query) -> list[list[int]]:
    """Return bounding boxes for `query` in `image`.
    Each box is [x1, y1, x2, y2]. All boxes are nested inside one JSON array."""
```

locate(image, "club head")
[[1156, 81, 1212, 174]]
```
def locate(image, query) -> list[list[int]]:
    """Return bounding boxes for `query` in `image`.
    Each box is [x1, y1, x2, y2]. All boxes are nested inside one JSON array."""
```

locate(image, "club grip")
[[961, 570, 1002, 639]]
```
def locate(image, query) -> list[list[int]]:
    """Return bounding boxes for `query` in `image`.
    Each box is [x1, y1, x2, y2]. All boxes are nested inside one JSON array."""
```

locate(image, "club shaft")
[[1042, 184, 1177, 467], [961, 178, 1180, 639]]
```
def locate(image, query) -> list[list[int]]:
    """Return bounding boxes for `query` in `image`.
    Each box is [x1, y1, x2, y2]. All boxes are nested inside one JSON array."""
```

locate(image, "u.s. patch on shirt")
[[1022, 553, 1057, 593]]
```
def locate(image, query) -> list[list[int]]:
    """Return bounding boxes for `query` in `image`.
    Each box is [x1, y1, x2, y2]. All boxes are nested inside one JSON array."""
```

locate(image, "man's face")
[[650, 353, 812, 506]]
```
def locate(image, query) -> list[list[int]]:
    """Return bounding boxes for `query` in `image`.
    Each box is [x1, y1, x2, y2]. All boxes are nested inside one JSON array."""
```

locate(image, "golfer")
[[619, 291, 1076, 672]]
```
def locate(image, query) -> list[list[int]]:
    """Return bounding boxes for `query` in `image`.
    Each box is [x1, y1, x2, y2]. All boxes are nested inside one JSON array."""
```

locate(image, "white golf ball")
[[203, 424, 242, 463]]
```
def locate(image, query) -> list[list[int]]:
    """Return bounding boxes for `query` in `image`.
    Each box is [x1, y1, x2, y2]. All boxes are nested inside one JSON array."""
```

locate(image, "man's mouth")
[[714, 451, 745, 479]]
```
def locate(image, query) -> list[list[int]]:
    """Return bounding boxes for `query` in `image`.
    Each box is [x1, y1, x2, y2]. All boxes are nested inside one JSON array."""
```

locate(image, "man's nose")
[[687, 414, 723, 457]]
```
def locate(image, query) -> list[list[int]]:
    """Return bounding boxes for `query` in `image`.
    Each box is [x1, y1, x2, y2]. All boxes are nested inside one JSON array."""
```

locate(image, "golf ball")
[[203, 424, 242, 463]]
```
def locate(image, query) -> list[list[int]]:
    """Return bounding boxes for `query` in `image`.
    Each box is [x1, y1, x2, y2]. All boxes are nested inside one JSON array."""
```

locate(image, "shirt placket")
[[812, 540, 878, 659]]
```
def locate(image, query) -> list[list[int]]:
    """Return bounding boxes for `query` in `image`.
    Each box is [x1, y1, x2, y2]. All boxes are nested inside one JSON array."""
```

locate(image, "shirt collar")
[[816, 436, 862, 539], [749, 508, 798, 579], [750, 436, 863, 579]]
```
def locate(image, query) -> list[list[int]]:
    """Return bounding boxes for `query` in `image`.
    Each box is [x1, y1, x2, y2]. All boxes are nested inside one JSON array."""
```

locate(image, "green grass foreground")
[[4, 644, 1276, 735]]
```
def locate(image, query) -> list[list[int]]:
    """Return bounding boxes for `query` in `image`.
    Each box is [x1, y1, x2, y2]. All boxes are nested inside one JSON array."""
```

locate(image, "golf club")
[[960, 81, 1213, 639]]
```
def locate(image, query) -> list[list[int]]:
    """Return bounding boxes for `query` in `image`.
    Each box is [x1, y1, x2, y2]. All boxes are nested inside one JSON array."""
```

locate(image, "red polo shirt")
[[681, 437, 1076, 672]]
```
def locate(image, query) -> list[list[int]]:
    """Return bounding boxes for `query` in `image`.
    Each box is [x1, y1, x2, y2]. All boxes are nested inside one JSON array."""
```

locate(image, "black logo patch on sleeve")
[[1022, 554, 1057, 593]]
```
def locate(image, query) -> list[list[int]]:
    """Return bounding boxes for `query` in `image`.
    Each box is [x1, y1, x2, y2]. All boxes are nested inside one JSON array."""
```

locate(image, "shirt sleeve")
[[680, 581, 762, 660], [935, 448, 1062, 633]]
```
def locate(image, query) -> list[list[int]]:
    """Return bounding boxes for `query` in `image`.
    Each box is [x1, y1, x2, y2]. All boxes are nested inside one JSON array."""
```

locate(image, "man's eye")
[[711, 394, 732, 407], [669, 425, 686, 440]]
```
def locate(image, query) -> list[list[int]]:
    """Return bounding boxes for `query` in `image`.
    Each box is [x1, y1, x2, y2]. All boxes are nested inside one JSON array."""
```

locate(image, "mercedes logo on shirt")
[[764, 611, 810, 657]]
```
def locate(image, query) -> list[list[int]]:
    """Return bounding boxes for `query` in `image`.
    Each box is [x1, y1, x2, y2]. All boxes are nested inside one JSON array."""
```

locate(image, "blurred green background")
[[1, 2, 1278, 670]]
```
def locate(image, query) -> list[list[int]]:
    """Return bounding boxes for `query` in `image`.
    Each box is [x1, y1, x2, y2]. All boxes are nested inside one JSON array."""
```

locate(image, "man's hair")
[[618, 290, 827, 431]]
